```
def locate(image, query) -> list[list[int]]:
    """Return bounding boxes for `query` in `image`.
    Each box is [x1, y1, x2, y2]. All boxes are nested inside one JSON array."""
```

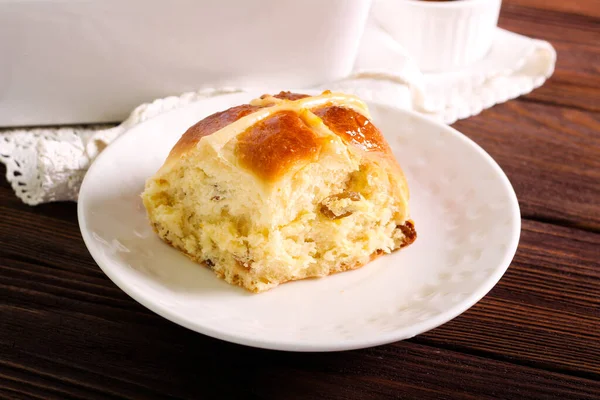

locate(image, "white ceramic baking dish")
[[0, 0, 371, 126]]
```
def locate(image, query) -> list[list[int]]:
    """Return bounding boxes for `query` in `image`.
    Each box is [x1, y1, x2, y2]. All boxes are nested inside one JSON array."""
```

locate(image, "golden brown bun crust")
[[165, 91, 308, 166], [163, 91, 404, 186], [167, 104, 262, 162], [312, 105, 388, 153], [236, 110, 323, 181]]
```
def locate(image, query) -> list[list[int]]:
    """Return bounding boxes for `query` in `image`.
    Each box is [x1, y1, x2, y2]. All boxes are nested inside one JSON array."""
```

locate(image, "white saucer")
[[78, 92, 520, 352]]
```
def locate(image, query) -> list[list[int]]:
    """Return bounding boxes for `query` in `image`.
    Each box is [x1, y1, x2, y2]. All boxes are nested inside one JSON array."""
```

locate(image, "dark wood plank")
[[3, 325, 600, 400], [501, 1, 600, 46], [0, 388, 48, 400], [453, 100, 600, 230], [506, 0, 600, 18], [499, 1, 600, 112]]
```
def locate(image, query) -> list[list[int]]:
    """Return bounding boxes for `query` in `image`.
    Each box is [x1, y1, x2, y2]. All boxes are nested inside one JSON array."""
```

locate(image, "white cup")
[[371, 0, 502, 72]]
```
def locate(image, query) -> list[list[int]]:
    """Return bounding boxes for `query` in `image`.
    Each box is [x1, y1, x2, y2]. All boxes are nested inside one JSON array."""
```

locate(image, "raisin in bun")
[[142, 91, 416, 293]]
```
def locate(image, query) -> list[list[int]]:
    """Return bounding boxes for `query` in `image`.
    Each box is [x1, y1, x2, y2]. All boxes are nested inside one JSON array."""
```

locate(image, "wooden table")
[[2, 1, 599, 398]]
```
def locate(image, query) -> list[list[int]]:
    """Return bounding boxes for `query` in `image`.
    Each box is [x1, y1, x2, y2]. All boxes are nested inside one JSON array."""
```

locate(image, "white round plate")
[[78, 92, 520, 351]]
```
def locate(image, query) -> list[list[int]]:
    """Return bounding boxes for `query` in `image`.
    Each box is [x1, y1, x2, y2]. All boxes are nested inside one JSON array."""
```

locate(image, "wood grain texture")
[[506, 0, 600, 18], [499, 2, 600, 112], [2, 0, 600, 398]]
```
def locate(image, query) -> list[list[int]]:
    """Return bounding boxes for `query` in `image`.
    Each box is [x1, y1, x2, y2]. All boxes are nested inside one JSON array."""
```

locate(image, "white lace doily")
[[0, 28, 555, 206]]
